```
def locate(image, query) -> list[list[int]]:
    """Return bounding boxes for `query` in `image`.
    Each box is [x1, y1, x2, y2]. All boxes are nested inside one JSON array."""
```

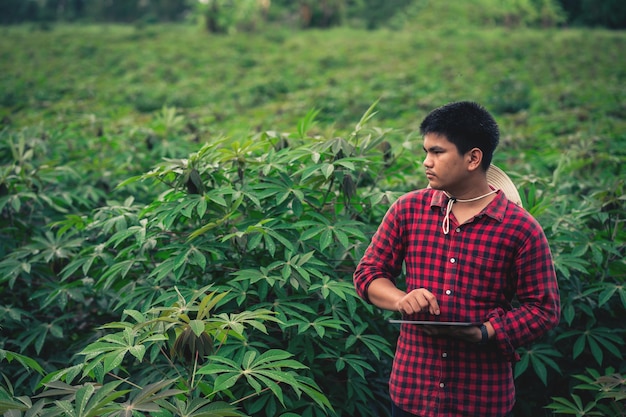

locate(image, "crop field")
[[1, 13, 625, 417]]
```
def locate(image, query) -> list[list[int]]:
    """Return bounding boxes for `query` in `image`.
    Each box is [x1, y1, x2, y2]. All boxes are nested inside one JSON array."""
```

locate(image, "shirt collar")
[[429, 188, 508, 222]]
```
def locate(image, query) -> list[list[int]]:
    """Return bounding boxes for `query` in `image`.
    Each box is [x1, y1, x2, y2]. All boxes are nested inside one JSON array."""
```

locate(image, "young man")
[[353, 101, 560, 417]]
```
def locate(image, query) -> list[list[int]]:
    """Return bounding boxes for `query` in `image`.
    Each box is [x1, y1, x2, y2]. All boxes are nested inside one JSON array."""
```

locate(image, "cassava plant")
[[1, 104, 405, 417], [513, 140, 626, 416]]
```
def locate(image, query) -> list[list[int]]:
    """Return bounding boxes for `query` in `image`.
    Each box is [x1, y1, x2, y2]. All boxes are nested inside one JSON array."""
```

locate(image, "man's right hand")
[[367, 278, 441, 316], [396, 288, 441, 316]]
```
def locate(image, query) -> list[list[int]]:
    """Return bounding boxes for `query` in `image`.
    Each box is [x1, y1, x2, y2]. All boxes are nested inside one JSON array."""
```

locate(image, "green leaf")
[[103, 351, 126, 373], [319, 229, 333, 251], [530, 354, 548, 385], [514, 352, 530, 379], [573, 334, 586, 359], [0, 349, 44, 374], [212, 372, 240, 393], [296, 108, 320, 139], [321, 163, 334, 179]]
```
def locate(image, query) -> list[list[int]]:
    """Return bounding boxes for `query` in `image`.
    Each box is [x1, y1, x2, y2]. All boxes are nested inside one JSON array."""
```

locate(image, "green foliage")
[[558, 0, 626, 29], [546, 368, 626, 416], [8, 0, 623, 30], [0, 18, 625, 417], [0, 103, 401, 416], [193, 0, 267, 34], [386, 0, 566, 30]]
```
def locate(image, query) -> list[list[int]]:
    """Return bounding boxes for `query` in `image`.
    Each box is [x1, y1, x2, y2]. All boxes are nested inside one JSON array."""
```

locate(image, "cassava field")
[[1, 6, 625, 417]]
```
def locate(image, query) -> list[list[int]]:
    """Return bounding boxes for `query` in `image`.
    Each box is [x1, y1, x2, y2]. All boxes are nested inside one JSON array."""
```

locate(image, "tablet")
[[389, 319, 481, 327]]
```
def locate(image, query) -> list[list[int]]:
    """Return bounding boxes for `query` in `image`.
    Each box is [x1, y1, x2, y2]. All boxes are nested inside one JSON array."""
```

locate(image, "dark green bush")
[[0, 106, 406, 416]]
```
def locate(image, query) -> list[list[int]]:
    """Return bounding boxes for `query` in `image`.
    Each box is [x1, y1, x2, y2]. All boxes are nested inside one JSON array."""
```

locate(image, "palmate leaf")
[[197, 291, 230, 321], [234, 218, 296, 256], [164, 398, 246, 417], [545, 394, 603, 415], [29, 231, 83, 263], [514, 343, 562, 384], [114, 279, 169, 311], [198, 349, 312, 407], [0, 258, 25, 288], [60, 247, 111, 282], [17, 317, 66, 355], [317, 353, 375, 379], [290, 374, 334, 412], [36, 279, 88, 311], [294, 316, 345, 338], [111, 380, 184, 417], [0, 393, 30, 414], [78, 327, 148, 373], [38, 364, 85, 386], [572, 367, 626, 403], [296, 108, 320, 139], [309, 275, 356, 301], [345, 379, 381, 417], [344, 323, 393, 361], [36, 381, 127, 417], [96, 258, 139, 290], [594, 282, 626, 308], [295, 214, 366, 252], [0, 349, 44, 375], [553, 253, 590, 279], [557, 327, 624, 365], [210, 309, 281, 337], [230, 267, 283, 286], [259, 298, 316, 325]]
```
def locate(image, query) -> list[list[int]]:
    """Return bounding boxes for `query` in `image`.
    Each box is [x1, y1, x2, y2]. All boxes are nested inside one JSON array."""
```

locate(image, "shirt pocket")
[[461, 254, 508, 302]]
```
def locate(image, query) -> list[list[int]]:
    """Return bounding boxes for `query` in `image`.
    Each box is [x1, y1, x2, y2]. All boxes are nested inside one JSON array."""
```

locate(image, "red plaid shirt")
[[354, 188, 560, 417]]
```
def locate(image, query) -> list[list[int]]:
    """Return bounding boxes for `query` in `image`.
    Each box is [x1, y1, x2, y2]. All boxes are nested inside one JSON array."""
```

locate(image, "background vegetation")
[[1, 1, 625, 416], [1, 0, 626, 29]]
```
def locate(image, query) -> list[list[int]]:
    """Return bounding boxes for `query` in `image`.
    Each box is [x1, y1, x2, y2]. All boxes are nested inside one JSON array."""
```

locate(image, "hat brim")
[[487, 164, 523, 207]]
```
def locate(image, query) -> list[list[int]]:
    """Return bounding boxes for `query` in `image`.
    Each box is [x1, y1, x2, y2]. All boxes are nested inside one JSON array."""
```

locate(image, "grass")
[[2, 21, 624, 237], [2, 24, 623, 147]]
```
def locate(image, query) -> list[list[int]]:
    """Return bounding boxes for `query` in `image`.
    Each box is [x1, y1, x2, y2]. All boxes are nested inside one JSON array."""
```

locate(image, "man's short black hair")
[[419, 101, 499, 170]]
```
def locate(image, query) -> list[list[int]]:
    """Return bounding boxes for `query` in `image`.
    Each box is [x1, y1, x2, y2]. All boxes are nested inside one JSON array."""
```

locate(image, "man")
[[353, 101, 560, 417]]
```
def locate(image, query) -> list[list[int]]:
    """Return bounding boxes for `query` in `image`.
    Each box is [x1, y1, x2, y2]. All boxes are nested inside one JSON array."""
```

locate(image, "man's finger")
[[410, 289, 441, 315]]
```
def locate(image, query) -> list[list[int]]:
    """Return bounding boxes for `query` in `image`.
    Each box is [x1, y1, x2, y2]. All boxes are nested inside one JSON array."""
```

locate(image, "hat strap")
[[442, 189, 498, 235]]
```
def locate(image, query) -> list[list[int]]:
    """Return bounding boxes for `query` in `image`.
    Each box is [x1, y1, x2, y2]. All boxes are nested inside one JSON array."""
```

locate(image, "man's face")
[[422, 133, 467, 191]]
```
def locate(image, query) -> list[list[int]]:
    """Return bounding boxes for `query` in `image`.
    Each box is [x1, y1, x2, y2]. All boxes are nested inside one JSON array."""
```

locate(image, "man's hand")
[[367, 279, 441, 315], [396, 288, 441, 316]]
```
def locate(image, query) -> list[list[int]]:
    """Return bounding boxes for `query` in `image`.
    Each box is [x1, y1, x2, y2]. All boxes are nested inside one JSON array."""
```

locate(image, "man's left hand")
[[421, 323, 486, 343]]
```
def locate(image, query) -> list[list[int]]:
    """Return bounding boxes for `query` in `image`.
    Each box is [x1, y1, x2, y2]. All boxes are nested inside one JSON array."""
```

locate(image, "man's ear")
[[466, 147, 483, 171]]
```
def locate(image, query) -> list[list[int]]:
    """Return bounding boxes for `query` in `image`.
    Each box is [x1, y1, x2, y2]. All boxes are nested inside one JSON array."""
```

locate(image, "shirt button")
[[442, 352, 448, 358], [455, 227, 461, 232], [450, 258, 456, 263], [445, 289, 452, 295], [439, 382, 445, 388]]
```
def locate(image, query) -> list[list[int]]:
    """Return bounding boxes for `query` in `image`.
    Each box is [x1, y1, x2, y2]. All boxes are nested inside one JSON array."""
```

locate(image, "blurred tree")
[[156, 0, 188, 21], [298, 0, 345, 28], [1, 0, 624, 29], [353, 0, 414, 30], [193, 0, 267, 33], [0, 0, 39, 24], [558, 0, 626, 28]]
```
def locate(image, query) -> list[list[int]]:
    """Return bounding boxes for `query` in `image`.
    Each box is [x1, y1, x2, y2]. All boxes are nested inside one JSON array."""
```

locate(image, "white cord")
[[442, 189, 497, 234]]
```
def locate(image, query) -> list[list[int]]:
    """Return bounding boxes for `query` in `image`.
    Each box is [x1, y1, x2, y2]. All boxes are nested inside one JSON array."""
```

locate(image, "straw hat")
[[487, 164, 523, 207]]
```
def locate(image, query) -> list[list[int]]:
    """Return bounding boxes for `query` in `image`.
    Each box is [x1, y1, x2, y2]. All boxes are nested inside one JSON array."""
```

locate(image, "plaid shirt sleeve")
[[353, 194, 407, 303], [487, 204, 561, 361], [353, 188, 560, 417]]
